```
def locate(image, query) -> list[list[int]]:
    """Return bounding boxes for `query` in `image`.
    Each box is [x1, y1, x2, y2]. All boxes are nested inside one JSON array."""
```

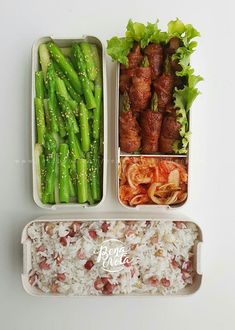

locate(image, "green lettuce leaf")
[[141, 22, 168, 48], [183, 24, 200, 46], [107, 19, 169, 65], [188, 74, 203, 88], [125, 19, 146, 41], [168, 18, 200, 44], [175, 85, 201, 113], [172, 131, 191, 154], [125, 20, 168, 48], [168, 18, 185, 36], [107, 37, 133, 66], [173, 75, 202, 154]]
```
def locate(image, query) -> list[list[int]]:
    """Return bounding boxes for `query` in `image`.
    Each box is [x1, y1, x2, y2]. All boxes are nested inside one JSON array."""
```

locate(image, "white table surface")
[[1, 0, 235, 328]]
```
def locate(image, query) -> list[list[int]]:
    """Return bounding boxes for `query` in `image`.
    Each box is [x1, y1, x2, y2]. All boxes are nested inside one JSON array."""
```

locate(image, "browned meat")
[[119, 43, 143, 94], [153, 74, 174, 110], [129, 66, 152, 112], [161, 113, 181, 140], [159, 135, 175, 153], [119, 72, 130, 94], [120, 111, 141, 153], [170, 59, 182, 73], [140, 110, 163, 154], [127, 43, 143, 69], [173, 76, 185, 89], [119, 68, 135, 94], [165, 37, 181, 55], [120, 43, 143, 71], [144, 43, 164, 79], [159, 108, 181, 153]]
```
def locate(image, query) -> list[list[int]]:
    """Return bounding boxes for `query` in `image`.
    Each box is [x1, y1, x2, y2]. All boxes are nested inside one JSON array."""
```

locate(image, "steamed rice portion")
[[27, 220, 198, 295]]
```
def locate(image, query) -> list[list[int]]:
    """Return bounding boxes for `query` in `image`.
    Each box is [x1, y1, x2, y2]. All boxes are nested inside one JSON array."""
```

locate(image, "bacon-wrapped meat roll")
[[129, 57, 152, 112], [159, 108, 181, 153], [144, 43, 164, 80], [127, 43, 143, 69], [140, 93, 163, 154], [119, 43, 143, 94], [119, 93, 141, 153], [119, 68, 135, 94], [153, 73, 174, 110]]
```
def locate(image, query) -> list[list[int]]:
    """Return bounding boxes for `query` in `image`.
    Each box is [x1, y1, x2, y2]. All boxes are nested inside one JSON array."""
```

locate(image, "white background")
[[1, 0, 235, 329]]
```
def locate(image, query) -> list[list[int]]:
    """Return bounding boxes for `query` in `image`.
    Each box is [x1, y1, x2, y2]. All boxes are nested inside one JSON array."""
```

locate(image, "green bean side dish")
[[34, 41, 103, 205]]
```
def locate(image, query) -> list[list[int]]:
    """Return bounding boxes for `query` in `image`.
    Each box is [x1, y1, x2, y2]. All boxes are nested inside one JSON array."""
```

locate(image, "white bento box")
[[32, 36, 107, 210], [115, 63, 191, 210], [21, 215, 203, 297]]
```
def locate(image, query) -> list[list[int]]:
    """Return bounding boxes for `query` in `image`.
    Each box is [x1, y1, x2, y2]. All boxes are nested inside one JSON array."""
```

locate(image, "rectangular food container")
[[21, 216, 203, 297], [32, 36, 107, 210], [115, 64, 191, 209]]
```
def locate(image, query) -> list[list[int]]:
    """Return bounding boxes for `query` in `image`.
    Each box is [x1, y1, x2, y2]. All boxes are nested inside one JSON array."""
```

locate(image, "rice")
[[27, 220, 198, 296]]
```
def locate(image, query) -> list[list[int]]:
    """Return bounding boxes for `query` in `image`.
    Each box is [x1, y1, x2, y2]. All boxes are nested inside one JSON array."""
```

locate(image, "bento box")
[[21, 217, 203, 297], [32, 36, 107, 210], [107, 19, 202, 209]]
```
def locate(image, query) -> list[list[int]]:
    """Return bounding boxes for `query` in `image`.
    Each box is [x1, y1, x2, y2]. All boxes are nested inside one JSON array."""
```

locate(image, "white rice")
[[27, 220, 198, 296]]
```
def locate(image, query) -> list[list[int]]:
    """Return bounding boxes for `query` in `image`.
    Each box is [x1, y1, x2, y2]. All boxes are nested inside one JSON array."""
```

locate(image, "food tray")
[[31, 36, 107, 210], [115, 64, 191, 209], [21, 216, 203, 297]]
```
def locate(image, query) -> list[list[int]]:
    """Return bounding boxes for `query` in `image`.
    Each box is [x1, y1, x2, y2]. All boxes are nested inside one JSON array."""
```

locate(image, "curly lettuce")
[[168, 18, 203, 154], [173, 74, 203, 154]]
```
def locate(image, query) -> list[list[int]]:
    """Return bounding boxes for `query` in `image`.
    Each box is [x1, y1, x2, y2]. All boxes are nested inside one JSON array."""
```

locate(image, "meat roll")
[[153, 73, 174, 110], [129, 58, 152, 112], [127, 43, 143, 69], [119, 93, 141, 153], [159, 108, 181, 153], [119, 68, 135, 94], [119, 43, 143, 94], [140, 93, 163, 154], [144, 43, 164, 79]]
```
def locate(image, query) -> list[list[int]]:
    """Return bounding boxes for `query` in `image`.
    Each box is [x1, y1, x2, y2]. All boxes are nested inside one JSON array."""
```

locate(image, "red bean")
[[161, 278, 170, 287], [102, 282, 114, 295], [101, 222, 109, 233], [148, 276, 159, 287], [88, 230, 97, 239], [59, 237, 68, 246], [39, 259, 50, 270], [94, 277, 104, 290], [171, 258, 179, 269], [57, 273, 66, 281], [84, 260, 94, 270]]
